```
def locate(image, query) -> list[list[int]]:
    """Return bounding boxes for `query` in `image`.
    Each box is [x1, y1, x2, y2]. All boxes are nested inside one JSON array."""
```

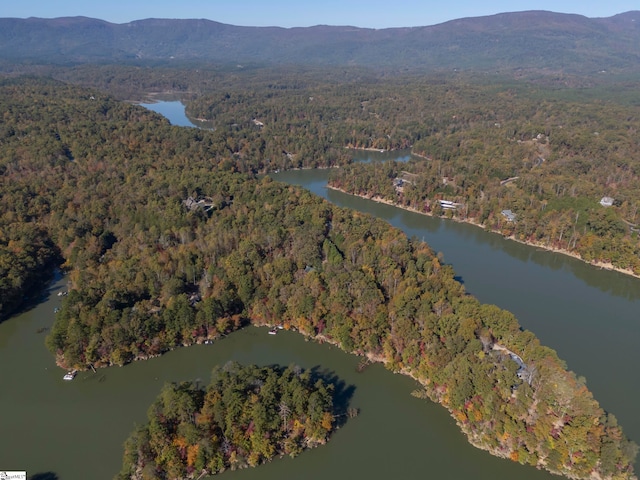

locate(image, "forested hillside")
[[1, 11, 640, 75], [324, 83, 640, 274], [0, 77, 637, 479], [155, 70, 640, 275], [78, 65, 640, 276]]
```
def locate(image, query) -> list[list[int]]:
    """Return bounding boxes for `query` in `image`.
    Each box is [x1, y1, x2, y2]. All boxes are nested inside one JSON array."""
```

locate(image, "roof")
[[501, 209, 517, 221]]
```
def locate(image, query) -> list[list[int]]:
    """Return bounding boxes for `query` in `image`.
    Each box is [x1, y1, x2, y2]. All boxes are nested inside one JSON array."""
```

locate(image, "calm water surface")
[[273, 164, 640, 442], [2, 101, 638, 479], [139, 100, 213, 129], [0, 275, 554, 480]]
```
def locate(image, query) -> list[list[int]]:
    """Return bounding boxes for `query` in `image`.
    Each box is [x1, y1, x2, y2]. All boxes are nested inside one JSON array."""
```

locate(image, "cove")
[[139, 100, 213, 129], [0, 274, 555, 480]]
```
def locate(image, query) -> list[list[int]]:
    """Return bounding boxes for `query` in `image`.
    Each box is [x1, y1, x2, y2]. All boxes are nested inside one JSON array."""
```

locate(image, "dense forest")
[[324, 84, 640, 274], [117, 363, 338, 479], [0, 75, 638, 479], [63, 63, 640, 275], [131, 66, 640, 275], [187, 71, 640, 274]]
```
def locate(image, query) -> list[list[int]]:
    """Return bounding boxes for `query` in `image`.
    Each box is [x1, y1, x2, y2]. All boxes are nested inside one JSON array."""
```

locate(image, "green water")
[[1, 102, 636, 480], [0, 273, 554, 480], [274, 163, 640, 448]]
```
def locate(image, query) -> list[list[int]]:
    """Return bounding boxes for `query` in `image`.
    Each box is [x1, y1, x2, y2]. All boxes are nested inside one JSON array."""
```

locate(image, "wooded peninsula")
[[0, 71, 638, 479]]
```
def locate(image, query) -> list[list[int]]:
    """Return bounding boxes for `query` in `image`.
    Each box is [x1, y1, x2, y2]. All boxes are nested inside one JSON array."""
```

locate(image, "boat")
[[63, 370, 77, 381], [268, 328, 278, 335]]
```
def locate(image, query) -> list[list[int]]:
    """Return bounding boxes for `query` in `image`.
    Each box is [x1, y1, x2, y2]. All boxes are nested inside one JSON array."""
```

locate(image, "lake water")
[[2, 101, 638, 480], [0, 277, 555, 480], [272, 159, 640, 450], [139, 100, 213, 129]]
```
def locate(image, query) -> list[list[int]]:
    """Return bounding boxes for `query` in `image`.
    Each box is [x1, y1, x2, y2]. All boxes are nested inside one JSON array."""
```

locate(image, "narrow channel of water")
[[139, 100, 213, 129], [273, 163, 640, 450]]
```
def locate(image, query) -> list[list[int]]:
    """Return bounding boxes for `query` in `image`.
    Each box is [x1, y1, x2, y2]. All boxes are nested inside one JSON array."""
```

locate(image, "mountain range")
[[1, 11, 639, 75]]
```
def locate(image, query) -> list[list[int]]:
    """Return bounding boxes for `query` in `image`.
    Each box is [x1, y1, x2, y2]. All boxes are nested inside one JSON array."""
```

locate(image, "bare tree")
[[279, 401, 291, 431]]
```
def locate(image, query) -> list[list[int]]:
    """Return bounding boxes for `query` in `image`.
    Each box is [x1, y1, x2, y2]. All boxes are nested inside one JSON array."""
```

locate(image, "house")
[[600, 196, 614, 207], [438, 200, 458, 210], [500, 176, 519, 186], [501, 210, 517, 222], [183, 196, 216, 212]]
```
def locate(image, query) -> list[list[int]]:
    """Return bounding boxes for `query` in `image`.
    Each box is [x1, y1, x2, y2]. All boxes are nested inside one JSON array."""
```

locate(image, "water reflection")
[[139, 100, 214, 129], [349, 149, 412, 164], [325, 180, 640, 301]]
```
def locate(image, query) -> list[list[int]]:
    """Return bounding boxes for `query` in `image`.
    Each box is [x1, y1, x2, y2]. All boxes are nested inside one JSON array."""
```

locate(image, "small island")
[[117, 363, 340, 480]]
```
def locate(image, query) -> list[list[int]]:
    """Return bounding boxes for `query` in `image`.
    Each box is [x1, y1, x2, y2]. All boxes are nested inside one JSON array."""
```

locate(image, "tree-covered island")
[[117, 363, 338, 479], [0, 76, 637, 479]]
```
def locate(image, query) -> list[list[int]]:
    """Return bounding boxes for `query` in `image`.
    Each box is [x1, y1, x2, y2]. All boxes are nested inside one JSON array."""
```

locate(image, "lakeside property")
[[326, 185, 640, 280]]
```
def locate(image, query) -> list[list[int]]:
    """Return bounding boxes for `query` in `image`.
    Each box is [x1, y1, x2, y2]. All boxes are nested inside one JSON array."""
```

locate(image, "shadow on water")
[[0, 268, 63, 331], [80, 371, 108, 384], [492, 231, 640, 301], [308, 365, 357, 428], [30, 473, 59, 480], [406, 211, 640, 301]]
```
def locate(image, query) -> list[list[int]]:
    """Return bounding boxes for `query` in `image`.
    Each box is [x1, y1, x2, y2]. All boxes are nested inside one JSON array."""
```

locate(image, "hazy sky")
[[4, 0, 639, 28]]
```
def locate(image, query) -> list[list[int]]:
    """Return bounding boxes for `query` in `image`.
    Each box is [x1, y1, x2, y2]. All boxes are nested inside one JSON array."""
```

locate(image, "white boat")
[[63, 370, 77, 381], [268, 328, 278, 335]]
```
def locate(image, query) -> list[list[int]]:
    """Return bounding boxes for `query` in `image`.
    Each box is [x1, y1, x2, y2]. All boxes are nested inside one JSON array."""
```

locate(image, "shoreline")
[[263, 327, 587, 480], [344, 146, 388, 153], [326, 185, 640, 280]]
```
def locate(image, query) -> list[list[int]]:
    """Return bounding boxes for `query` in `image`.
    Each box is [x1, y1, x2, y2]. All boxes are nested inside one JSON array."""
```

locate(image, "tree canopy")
[[117, 363, 338, 479], [0, 75, 637, 479]]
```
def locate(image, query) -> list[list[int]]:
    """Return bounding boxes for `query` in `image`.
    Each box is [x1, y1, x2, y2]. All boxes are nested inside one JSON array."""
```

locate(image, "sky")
[[3, 0, 639, 29]]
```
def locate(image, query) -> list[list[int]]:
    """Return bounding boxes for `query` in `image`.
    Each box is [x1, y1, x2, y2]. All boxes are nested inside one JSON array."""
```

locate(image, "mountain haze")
[[1, 11, 639, 74]]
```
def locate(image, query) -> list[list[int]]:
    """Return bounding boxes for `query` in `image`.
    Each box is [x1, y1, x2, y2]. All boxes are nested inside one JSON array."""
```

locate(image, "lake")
[[1, 101, 637, 480]]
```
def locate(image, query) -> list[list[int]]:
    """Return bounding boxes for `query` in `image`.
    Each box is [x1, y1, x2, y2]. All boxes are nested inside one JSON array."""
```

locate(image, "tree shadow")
[[261, 363, 357, 428], [308, 365, 357, 428], [0, 266, 64, 326], [29, 473, 59, 480]]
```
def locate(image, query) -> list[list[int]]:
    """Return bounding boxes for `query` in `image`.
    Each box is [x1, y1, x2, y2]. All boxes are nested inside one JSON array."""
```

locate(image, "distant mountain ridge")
[[1, 11, 639, 74]]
